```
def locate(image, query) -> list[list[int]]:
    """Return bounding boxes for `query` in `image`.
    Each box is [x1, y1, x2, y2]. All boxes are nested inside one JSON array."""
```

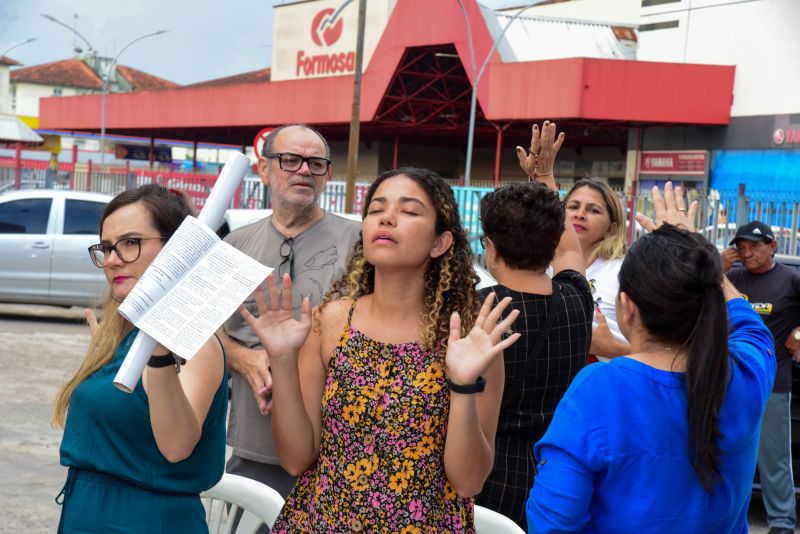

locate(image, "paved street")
[[0, 305, 87, 533], [0, 303, 774, 533]]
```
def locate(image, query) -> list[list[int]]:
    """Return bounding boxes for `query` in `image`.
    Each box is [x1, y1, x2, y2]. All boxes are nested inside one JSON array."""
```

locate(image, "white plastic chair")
[[201, 473, 285, 534], [474, 505, 526, 534]]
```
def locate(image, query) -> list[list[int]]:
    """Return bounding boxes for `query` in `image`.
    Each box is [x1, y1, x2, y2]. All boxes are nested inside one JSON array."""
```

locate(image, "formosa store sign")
[[639, 150, 707, 176], [271, 0, 397, 82]]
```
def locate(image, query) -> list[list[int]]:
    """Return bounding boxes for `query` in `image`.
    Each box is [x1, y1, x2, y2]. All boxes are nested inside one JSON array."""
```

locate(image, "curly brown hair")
[[320, 167, 481, 355], [480, 181, 564, 271]]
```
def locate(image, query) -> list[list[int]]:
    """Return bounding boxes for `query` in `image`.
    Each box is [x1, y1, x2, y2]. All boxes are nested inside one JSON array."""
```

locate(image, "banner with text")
[[639, 150, 707, 176]]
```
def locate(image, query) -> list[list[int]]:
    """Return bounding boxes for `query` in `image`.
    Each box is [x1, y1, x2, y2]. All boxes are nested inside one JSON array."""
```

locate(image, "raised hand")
[[535, 120, 565, 177], [636, 181, 699, 233], [516, 121, 565, 192], [445, 293, 521, 386], [239, 273, 311, 363]]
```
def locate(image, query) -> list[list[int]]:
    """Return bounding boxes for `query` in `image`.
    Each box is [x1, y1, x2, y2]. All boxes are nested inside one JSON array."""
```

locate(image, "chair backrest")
[[201, 473, 285, 534], [474, 505, 526, 534]]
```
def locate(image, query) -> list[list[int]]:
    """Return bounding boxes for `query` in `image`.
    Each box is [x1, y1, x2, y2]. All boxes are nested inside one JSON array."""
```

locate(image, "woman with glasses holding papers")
[[53, 184, 227, 533]]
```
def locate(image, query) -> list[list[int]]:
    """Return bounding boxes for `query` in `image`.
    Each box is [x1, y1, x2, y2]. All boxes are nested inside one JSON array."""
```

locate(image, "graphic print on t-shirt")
[[587, 277, 602, 309], [295, 245, 342, 305], [739, 293, 774, 315]]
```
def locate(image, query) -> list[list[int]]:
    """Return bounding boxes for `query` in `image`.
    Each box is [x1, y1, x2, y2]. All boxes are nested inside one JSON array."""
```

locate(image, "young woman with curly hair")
[[240, 167, 520, 533]]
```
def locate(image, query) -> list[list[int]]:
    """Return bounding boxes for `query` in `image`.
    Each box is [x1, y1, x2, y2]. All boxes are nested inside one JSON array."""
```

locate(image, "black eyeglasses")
[[479, 235, 487, 249], [265, 152, 331, 176], [278, 237, 294, 279], [88, 237, 167, 268]]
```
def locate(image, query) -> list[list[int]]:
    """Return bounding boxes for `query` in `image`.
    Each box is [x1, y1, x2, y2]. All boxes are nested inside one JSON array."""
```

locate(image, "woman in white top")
[[517, 122, 630, 361]]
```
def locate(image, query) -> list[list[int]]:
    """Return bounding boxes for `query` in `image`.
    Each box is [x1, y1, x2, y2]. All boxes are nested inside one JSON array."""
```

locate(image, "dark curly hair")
[[320, 167, 481, 355], [619, 224, 728, 491], [479, 181, 564, 271]]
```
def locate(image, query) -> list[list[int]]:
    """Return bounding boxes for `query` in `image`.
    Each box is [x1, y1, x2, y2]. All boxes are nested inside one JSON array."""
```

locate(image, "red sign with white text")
[[639, 150, 707, 175]]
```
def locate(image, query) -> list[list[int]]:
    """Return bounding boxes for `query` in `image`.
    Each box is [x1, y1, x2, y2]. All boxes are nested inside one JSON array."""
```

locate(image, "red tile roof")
[[0, 56, 22, 67], [116, 65, 180, 91], [184, 68, 271, 88], [10, 58, 180, 91], [11, 58, 102, 89]]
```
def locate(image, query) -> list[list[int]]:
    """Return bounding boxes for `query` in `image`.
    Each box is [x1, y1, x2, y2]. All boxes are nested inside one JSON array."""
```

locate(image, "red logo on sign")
[[311, 8, 343, 47], [773, 128, 785, 145], [253, 127, 274, 159]]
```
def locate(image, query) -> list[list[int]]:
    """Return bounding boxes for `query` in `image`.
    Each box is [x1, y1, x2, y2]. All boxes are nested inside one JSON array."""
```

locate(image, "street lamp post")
[[458, 0, 546, 186], [41, 13, 96, 56], [100, 30, 167, 165], [1, 38, 38, 58]]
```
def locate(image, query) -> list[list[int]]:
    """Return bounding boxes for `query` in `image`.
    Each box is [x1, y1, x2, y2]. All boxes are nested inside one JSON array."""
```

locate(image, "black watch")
[[446, 375, 486, 394], [147, 352, 186, 372]]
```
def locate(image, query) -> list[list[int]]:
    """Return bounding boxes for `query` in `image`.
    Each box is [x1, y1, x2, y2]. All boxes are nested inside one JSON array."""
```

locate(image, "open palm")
[[240, 273, 311, 363], [445, 294, 521, 386]]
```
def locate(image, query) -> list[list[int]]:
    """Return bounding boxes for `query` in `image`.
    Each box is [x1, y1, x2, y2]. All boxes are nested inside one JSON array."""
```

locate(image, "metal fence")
[[3, 157, 798, 256], [629, 188, 800, 256]]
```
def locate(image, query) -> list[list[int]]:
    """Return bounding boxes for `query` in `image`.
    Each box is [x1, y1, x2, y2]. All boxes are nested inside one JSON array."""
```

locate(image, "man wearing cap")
[[221, 124, 361, 517], [723, 220, 800, 534]]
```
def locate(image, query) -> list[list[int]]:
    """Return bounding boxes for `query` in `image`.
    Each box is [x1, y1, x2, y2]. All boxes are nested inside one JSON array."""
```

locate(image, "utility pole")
[[459, 0, 546, 186], [344, 0, 367, 214]]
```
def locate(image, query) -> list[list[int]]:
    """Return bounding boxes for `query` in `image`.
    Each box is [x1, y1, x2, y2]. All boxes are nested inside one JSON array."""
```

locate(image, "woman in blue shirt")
[[52, 184, 227, 533], [527, 183, 775, 533]]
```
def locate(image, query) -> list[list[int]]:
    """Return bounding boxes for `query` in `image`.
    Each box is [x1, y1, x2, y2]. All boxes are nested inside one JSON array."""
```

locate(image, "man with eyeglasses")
[[723, 221, 800, 534], [221, 124, 361, 510]]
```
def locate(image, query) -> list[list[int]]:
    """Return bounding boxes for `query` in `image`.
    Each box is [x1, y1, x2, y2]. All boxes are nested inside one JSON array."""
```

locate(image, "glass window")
[[64, 199, 105, 235], [0, 198, 52, 234]]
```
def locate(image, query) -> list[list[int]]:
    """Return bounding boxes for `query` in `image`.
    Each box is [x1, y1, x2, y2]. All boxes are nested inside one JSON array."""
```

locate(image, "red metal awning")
[[39, 0, 735, 146]]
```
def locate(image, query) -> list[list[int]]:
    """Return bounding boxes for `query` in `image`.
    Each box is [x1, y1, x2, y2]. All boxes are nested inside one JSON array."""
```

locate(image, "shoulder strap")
[[212, 331, 226, 363], [345, 298, 358, 329], [500, 280, 562, 412]]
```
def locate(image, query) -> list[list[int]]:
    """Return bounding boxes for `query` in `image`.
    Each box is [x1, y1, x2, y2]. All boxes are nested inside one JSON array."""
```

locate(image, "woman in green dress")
[[53, 184, 227, 533]]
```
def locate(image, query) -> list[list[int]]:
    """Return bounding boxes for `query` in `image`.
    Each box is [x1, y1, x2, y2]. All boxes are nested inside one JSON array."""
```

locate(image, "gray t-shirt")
[[223, 212, 361, 463]]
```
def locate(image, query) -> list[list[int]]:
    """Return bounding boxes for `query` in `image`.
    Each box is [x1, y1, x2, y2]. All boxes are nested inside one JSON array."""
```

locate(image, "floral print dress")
[[272, 301, 474, 533]]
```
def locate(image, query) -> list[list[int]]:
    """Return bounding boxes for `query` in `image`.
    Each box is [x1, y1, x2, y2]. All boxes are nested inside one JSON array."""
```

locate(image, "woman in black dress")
[[475, 122, 593, 529]]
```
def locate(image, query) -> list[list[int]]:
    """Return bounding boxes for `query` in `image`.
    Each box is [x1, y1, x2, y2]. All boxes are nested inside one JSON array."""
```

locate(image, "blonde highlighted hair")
[[565, 177, 627, 263], [320, 167, 481, 355], [52, 299, 132, 427]]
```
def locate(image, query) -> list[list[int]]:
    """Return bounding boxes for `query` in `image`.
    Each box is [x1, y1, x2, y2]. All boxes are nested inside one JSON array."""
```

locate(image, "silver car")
[[0, 190, 112, 307]]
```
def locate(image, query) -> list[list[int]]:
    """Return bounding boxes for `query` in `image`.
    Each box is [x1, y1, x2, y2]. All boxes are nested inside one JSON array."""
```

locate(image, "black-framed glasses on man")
[[278, 237, 294, 279], [479, 235, 487, 249], [265, 152, 331, 176], [88, 237, 167, 268]]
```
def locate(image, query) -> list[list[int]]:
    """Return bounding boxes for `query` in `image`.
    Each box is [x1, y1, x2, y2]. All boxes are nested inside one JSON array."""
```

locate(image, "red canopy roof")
[[39, 0, 734, 147]]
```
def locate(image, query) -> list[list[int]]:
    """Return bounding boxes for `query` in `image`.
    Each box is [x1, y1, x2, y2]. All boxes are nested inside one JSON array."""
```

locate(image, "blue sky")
[[1, 0, 515, 85]]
